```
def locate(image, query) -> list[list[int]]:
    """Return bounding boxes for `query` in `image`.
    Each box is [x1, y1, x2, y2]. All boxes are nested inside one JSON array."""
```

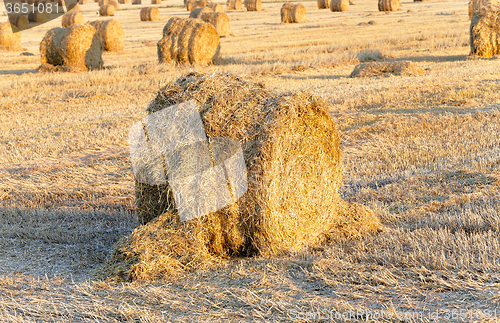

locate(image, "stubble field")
[[1, 0, 500, 321]]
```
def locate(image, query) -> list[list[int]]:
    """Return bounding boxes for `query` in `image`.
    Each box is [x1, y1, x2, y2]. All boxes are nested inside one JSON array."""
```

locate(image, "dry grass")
[[1, 0, 500, 320]]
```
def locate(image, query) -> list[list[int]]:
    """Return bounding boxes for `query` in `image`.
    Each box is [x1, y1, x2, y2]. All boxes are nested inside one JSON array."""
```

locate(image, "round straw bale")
[[317, 0, 329, 8], [140, 7, 160, 20], [132, 0, 141, 4], [89, 19, 124, 51], [470, 1, 500, 57], [330, 0, 348, 11], [280, 3, 306, 23], [61, 12, 84, 27], [101, 72, 382, 280], [39, 24, 103, 71], [9, 15, 29, 31], [186, 0, 208, 10], [469, 0, 497, 18], [158, 17, 220, 65], [244, 0, 261, 11], [206, 2, 224, 12], [79, 0, 87, 4], [226, 0, 242, 10], [201, 12, 230, 36], [0, 23, 21, 51], [378, 0, 398, 11], [99, 4, 115, 15], [190, 6, 213, 18], [28, 11, 49, 23]]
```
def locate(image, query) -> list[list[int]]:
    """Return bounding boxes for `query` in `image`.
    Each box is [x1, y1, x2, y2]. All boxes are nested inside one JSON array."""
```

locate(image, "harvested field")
[[1, 0, 500, 321]]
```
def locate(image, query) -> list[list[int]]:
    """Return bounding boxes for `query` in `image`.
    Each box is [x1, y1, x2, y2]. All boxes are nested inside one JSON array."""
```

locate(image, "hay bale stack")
[[61, 12, 84, 27], [99, 4, 115, 15], [190, 6, 213, 18], [378, 0, 398, 11], [280, 3, 306, 23], [39, 24, 103, 72], [9, 15, 29, 31], [244, 0, 261, 10], [350, 61, 424, 77], [0, 23, 22, 51], [151, 0, 161, 3], [108, 0, 119, 8], [89, 19, 124, 51], [226, 0, 242, 10], [186, 0, 208, 11], [206, 2, 224, 12], [317, 0, 329, 9], [201, 12, 230, 36], [157, 17, 220, 65], [330, 0, 348, 11], [101, 72, 382, 281], [469, 0, 497, 18], [470, 1, 500, 57], [140, 7, 161, 20]]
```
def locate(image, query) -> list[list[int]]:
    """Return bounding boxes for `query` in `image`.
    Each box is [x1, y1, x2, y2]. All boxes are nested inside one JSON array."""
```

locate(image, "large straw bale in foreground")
[[89, 20, 124, 51], [201, 12, 230, 36], [190, 6, 213, 18], [62, 12, 84, 27], [330, 0, 348, 11], [350, 61, 423, 77], [378, 0, 398, 11], [100, 73, 382, 281], [317, 0, 329, 9], [157, 17, 220, 65], [470, 2, 500, 57], [244, 0, 261, 11], [141, 7, 161, 20], [0, 23, 21, 51], [281, 3, 306, 23], [39, 24, 103, 72], [227, 0, 242, 10]]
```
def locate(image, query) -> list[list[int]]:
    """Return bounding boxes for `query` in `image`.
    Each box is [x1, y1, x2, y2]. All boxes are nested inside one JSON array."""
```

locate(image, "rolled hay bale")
[[470, 1, 500, 57], [206, 2, 224, 12], [108, 0, 119, 8], [140, 7, 160, 20], [244, 0, 261, 10], [99, 4, 115, 15], [330, 0, 348, 11], [61, 12, 84, 27], [469, 0, 497, 18], [151, 0, 161, 3], [0, 23, 22, 51], [99, 72, 382, 281], [280, 3, 306, 23], [89, 19, 124, 51], [157, 17, 220, 65], [226, 0, 242, 10], [9, 15, 29, 31], [350, 61, 424, 77], [186, 0, 208, 11], [201, 12, 230, 36], [190, 6, 213, 18], [317, 0, 329, 8], [28, 11, 49, 23], [378, 0, 398, 11], [39, 24, 103, 72]]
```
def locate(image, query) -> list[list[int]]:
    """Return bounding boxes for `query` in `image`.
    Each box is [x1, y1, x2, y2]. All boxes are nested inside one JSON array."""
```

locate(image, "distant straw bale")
[[38, 24, 103, 72], [0, 23, 22, 51], [151, 0, 161, 4], [89, 20, 124, 51], [141, 7, 161, 20], [244, 0, 261, 10], [157, 17, 220, 65], [98, 0, 108, 5], [330, 0, 348, 11], [378, 0, 398, 11], [28, 11, 50, 23], [99, 72, 382, 281], [108, 0, 120, 8], [190, 6, 213, 18], [317, 0, 329, 9], [350, 61, 424, 77], [99, 4, 115, 15], [62, 12, 84, 27], [118, 0, 130, 4], [470, 1, 500, 57], [186, 0, 208, 11], [9, 15, 29, 31], [206, 2, 224, 12], [226, 0, 242, 10], [281, 3, 306, 23], [201, 12, 230, 36]]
